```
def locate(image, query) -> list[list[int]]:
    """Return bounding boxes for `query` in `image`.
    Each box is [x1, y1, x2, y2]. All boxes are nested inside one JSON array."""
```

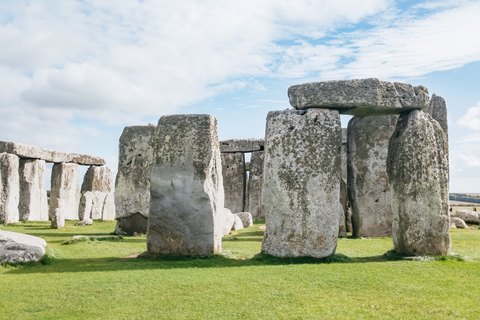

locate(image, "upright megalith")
[[147, 114, 224, 256], [115, 125, 156, 234], [50, 163, 79, 228], [261, 109, 341, 258], [80, 165, 113, 219], [221, 152, 245, 213], [0, 153, 20, 224], [19, 159, 48, 221], [387, 110, 450, 256], [247, 150, 264, 219], [425, 94, 448, 138], [347, 114, 397, 237]]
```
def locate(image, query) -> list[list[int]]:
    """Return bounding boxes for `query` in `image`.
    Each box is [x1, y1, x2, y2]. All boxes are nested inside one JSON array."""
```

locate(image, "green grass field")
[[1, 220, 479, 319]]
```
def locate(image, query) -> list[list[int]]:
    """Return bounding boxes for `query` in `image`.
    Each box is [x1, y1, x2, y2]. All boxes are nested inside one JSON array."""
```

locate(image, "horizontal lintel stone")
[[219, 139, 264, 153]]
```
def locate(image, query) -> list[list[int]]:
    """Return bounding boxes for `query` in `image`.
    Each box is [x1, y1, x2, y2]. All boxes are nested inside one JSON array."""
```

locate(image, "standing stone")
[[147, 114, 224, 256], [0, 153, 19, 224], [339, 178, 347, 237], [78, 191, 93, 221], [221, 152, 245, 213], [341, 128, 347, 180], [247, 151, 264, 219], [235, 212, 253, 228], [115, 125, 156, 234], [101, 193, 115, 221], [425, 94, 448, 137], [261, 109, 341, 258], [50, 163, 79, 228], [347, 114, 398, 237], [19, 159, 48, 221], [81, 165, 113, 219], [387, 110, 450, 256]]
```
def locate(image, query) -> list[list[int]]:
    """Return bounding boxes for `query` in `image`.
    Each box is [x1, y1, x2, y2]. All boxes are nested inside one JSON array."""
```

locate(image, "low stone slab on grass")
[[0, 230, 47, 264]]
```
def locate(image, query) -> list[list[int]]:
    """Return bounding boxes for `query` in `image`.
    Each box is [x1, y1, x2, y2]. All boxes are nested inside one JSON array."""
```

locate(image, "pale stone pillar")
[[80, 165, 113, 219], [221, 152, 245, 213], [19, 159, 48, 221], [246, 151, 264, 219], [0, 153, 19, 224], [50, 163, 79, 228]]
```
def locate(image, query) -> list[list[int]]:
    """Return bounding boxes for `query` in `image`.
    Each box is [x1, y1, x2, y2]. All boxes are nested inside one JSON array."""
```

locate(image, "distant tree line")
[[449, 193, 480, 204]]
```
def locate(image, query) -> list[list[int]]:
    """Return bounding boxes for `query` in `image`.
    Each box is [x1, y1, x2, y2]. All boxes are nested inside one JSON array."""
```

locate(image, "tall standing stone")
[[81, 165, 113, 219], [147, 114, 224, 256], [0, 153, 19, 224], [341, 128, 347, 180], [50, 163, 79, 228], [221, 152, 245, 213], [115, 125, 156, 234], [347, 114, 398, 237], [261, 109, 341, 258], [387, 110, 450, 256], [247, 151, 264, 219], [19, 159, 48, 221], [425, 94, 448, 138]]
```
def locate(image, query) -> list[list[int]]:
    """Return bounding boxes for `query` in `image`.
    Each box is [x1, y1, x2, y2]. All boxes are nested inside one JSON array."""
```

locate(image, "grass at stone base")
[[1, 220, 480, 319]]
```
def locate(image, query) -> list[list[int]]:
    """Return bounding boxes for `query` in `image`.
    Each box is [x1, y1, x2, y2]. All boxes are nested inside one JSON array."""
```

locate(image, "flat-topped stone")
[[0, 141, 105, 165], [0, 230, 47, 264], [288, 78, 429, 116], [220, 139, 264, 153]]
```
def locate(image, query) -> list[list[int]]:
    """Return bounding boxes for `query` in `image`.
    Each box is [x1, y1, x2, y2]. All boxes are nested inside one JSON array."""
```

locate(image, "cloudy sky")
[[1, 0, 480, 192]]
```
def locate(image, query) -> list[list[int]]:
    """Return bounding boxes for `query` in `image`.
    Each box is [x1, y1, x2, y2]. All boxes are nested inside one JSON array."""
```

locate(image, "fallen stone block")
[[0, 230, 47, 264], [453, 210, 479, 224], [450, 217, 468, 229]]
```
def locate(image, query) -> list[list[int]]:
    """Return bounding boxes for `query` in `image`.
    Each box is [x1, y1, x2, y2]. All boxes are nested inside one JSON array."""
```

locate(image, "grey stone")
[[387, 110, 450, 256], [0, 153, 19, 224], [221, 152, 245, 213], [0, 230, 47, 264], [101, 193, 115, 221], [78, 191, 93, 221], [348, 114, 397, 237], [236, 212, 253, 228], [75, 218, 93, 226], [232, 214, 244, 231], [221, 208, 235, 236], [0, 141, 105, 165], [453, 210, 479, 224], [219, 139, 264, 153], [288, 78, 429, 116], [339, 178, 347, 237], [147, 114, 224, 255], [50, 163, 80, 228], [81, 165, 113, 220], [341, 128, 347, 180], [261, 109, 341, 258], [246, 151, 264, 219], [425, 94, 448, 138], [19, 159, 48, 221], [114, 213, 148, 235], [450, 217, 468, 229]]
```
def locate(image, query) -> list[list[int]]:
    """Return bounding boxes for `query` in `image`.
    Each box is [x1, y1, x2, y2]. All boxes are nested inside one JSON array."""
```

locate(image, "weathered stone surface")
[[232, 214, 244, 231], [221, 152, 245, 213], [236, 212, 253, 228], [339, 178, 347, 237], [348, 114, 397, 237], [288, 78, 429, 116], [0, 141, 105, 165], [19, 159, 48, 221], [147, 114, 224, 255], [246, 151, 264, 219], [261, 109, 341, 258], [0, 230, 47, 264], [341, 128, 347, 180], [78, 191, 93, 221], [50, 163, 80, 228], [75, 218, 93, 226], [450, 217, 468, 229], [101, 193, 115, 221], [425, 94, 448, 137], [387, 110, 450, 256], [220, 208, 235, 236], [115, 125, 156, 224], [453, 210, 479, 224], [219, 139, 264, 153], [114, 213, 148, 235], [0, 153, 19, 224], [81, 165, 113, 219]]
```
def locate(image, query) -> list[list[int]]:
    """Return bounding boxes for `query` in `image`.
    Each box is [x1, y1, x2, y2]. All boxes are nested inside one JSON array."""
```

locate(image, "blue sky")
[[1, 0, 480, 192]]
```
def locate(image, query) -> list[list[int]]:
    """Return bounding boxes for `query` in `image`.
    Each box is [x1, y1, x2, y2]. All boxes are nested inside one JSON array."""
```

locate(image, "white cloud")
[[457, 102, 480, 131]]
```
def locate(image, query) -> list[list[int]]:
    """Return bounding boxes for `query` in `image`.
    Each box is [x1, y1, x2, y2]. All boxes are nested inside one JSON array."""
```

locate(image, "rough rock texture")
[[78, 191, 93, 221], [75, 218, 93, 226], [339, 178, 347, 237], [387, 110, 450, 256], [50, 163, 80, 228], [288, 79, 429, 116], [220, 208, 235, 236], [347, 114, 398, 237], [453, 210, 479, 224], [219, 139, 264, 153], [0, 153, 20, 224], [232, 214, 244, 231], [19, 159, 48, 221], [221, 152, 245, 213], [115, 125, 156, 225], [450, 217, 468, 229], [0, 141, 105, 165], [101, 193, 115, 221], [81, 165, 113, 219], [246, 151, 264, 219], [425, 94, 448, 138], [0, 230, 47, 264], [147, 114, 224, 255], [341, 128, 347, 180], [114, 213, 148, 235], [235, 212, 253, 228], [261, 109, 341, 258]]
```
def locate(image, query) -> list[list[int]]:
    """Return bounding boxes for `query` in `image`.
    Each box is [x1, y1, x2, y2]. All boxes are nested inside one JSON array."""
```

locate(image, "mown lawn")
[[1, 220, 479, 319]]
